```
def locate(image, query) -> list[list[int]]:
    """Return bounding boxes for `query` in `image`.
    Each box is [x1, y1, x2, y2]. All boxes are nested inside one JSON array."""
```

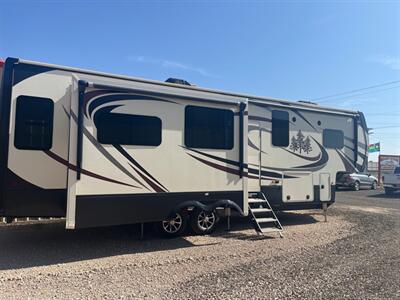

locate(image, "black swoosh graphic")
[[336, 150, 357, 172], [290, 108, 318, 131], [282, 148, 321, 162], [114, 144, 168, 192], [64, 107, 149, 190], [292, 137, 329, 169], [88, 93, 177, 118]]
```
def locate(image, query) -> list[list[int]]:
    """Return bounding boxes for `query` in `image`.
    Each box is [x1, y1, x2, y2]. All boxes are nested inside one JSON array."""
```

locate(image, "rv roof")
[[16, 58, 359, 117]]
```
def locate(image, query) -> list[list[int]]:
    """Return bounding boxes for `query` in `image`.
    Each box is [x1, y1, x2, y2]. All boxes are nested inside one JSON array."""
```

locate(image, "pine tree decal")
[[289, 130, 313, 154], [289, 136, 299, 152], [303, 136, 312, 154], [296, 130, 305, 154]]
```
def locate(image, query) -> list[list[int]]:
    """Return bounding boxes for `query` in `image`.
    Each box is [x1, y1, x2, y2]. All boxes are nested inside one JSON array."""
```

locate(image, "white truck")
[[382, 166, 400, 195]]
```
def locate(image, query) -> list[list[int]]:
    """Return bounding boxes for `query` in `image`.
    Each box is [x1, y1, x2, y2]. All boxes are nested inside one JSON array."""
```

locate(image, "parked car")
[[336, 171, 378, 191], [382, 166, 400, 195]]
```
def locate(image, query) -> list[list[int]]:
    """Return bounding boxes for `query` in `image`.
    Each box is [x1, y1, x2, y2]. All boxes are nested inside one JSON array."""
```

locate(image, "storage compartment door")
[[282, 171, 314, 202], [319, 173, 331, 201]]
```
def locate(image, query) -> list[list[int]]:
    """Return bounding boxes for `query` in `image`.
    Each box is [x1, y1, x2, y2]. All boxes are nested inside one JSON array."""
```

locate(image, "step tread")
[[255, 217, 276, 223], [248, 199, 265, 203], [260, 228, 282, 233], [251, 208, 272, 213]]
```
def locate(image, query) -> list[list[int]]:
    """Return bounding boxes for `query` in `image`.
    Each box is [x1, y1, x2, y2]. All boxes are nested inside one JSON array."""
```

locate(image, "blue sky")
[[1, 0, 399, 161]]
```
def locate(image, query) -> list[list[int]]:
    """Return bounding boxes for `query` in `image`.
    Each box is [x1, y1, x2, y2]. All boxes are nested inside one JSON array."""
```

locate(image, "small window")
[[14, 95, 54, 150], [96, 113, 161, 146], [323, 129, 344, 149], [185, 105, 234, 149], [272, 110, 289, 147]]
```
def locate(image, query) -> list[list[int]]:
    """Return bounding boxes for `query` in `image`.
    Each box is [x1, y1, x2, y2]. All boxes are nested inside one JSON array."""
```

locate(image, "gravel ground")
[[0, 189, 399, 299]]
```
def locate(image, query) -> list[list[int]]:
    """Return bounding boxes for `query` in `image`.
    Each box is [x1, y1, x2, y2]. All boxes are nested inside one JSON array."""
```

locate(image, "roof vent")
[[298, 100, 318, 105], [165, 78, 192, 86]]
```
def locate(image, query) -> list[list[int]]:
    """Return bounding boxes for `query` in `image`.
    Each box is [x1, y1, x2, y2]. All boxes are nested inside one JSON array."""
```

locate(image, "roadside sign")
[[378, 154, 400, 184]]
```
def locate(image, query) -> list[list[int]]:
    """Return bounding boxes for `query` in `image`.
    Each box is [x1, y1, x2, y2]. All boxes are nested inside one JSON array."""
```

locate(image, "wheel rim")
[[355, 182, 359, 190], [162, 213, 183, 234], [373, 182, 377, 189], [197, 211, 216, 231]]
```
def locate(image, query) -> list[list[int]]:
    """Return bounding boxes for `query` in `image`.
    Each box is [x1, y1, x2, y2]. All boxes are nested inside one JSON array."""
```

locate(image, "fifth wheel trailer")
[[0, 58, 369, 236]]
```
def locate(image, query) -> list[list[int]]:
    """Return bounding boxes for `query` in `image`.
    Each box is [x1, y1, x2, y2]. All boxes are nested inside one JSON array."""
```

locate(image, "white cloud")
[[367, 55, 400, 71], [127, 55, 219, 78]]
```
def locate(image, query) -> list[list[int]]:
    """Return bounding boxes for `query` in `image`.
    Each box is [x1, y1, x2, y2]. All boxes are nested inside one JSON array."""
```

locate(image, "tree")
[[289, 136, 299, 152], [296, 130, 305, 154], [303, 136, 312, 154]]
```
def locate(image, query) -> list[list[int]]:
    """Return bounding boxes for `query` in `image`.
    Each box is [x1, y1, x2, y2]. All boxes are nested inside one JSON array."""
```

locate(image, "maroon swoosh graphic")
[[188, 154, 277, 180], [128, 163, 166, 193], [114, 144, 168, 192], [188, 154, 240, 176], [282, 148, 321, 162], [84, 90, 118, 117], [44, 151, 138, 188], [64, 107, 148, 190]]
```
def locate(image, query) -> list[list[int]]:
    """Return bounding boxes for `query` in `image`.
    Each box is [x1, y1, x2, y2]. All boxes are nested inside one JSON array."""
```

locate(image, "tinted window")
[[185, 105, 234, 149], [394, 167, 400, 174], [96, 113, 161, 146], [14, 95, 54, 150], [272, 110, 289, 147], [323, 129, 344, 149], [336, 171, 350, 181]]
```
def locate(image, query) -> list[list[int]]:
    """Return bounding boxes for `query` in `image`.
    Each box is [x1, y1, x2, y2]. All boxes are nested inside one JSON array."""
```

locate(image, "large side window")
[[323, 129, 344, 149], [272, 110, 289, 147], [185, 105, 234, 149], [14, 95, 54, 150], [96, 113, 161, 146]]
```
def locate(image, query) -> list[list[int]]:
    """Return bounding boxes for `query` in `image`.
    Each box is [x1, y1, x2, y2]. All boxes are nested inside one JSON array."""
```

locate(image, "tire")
[[371, 181, 377, 190], [158, 212, 187, 238], [353, 181, 360, 191], [4, 217, 13, 224], [189, 208, 218, 235], [385, 188, 394, 195]]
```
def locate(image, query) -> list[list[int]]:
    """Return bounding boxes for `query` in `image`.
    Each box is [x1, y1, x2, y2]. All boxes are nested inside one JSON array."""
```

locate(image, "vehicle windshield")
[[394, 167, 400, 174]]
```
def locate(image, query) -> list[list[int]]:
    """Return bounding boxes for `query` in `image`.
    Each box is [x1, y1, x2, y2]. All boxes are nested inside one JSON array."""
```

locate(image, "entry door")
[[248, 123, 261, 192], [319, 173, 331, 201]]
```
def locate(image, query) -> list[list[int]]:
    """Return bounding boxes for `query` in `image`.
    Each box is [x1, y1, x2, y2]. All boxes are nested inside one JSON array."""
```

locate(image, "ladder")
[[248, 192, 283, 237]]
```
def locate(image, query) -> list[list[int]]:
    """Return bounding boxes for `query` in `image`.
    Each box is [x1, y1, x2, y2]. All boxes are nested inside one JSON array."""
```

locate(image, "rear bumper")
[[383, 184, 400, 190], [336, 182, 354, 188]]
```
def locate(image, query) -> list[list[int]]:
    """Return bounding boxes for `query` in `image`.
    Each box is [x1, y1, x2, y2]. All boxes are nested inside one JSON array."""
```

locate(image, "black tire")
[[189, 208, 218, 235], [371, 181, 377, 190], [4, 217, 13, 224], [158, 212, 187, 238], [353, 181, 360, 191], [385, 188, 394, 195]]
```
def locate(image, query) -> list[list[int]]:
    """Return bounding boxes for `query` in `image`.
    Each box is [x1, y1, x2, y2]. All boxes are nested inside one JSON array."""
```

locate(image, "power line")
[[370, 125, 400, 129], [318, 85, 400, 103], [311, 80, 400, 102], [366, 112, 400, 116]]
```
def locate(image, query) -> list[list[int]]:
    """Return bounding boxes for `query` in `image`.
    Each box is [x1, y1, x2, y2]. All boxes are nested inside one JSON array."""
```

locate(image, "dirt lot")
[[0, 189, 399, 299]]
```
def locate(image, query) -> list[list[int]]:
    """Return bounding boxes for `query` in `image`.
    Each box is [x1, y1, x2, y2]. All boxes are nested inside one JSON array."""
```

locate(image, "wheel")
[[385, 188, 394, 195], [190, 208, 218, 235], [353, 181, 360, 191], [5, 217, 14, 224], [159, 212, 187, 238], [4, 217, 13, 224], [371, 181, 377, 190]]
